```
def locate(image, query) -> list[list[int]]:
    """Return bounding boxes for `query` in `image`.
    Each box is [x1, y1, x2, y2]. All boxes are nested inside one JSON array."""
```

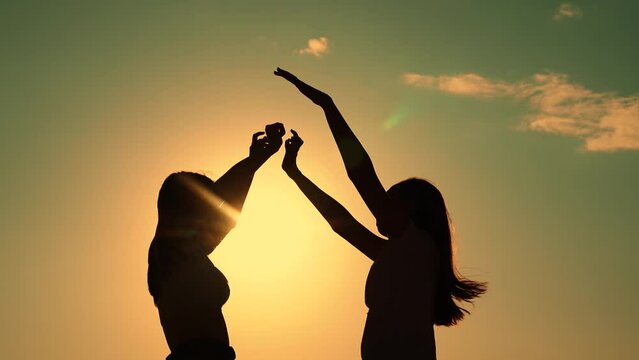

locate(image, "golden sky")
[[1, 1, 637, 359]]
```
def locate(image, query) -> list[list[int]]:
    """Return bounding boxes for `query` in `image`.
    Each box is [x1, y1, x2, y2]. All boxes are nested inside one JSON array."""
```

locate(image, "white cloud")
[[554, 3, 583, 21], [403, 73, 516, 97], [297, 37, 329, 57], [403, 72, 639, 152]]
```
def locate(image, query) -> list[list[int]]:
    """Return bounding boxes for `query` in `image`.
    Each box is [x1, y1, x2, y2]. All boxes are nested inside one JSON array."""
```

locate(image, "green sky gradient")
[[2, 1, 637, 359]]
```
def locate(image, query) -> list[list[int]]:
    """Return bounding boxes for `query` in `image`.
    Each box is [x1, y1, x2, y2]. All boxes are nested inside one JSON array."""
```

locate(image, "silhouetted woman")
[[148, 124, 284, 360], [275, 68, 486, 359]]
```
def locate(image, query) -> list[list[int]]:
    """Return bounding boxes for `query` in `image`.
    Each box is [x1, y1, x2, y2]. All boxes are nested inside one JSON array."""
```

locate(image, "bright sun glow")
[[214, 175, 323, 287]]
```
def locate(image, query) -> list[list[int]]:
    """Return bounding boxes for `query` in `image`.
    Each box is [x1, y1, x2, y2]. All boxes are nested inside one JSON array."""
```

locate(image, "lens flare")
[[181, 175, 241, 222], [382, 107, 410, 130]]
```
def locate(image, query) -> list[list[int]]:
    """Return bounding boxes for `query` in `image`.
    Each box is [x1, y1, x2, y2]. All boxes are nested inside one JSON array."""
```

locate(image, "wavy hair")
[[388, 178, 487, 326]]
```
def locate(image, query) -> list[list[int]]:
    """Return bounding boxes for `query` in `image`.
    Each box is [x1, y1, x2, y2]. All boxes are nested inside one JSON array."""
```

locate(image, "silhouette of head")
[[387, 178, 449, 241], [156, 172, 234, 247]]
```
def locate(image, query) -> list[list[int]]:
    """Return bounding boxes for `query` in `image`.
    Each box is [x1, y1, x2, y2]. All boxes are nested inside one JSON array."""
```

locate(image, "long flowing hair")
[[388, 178, 487, 326]]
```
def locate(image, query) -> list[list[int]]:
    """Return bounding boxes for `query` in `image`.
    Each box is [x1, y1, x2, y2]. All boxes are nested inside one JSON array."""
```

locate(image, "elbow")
[[214, 217, 237, 239], [327, 215, 352, 237], [329, 220, 343, 234], [330, 223, 349, 239], [346, 168, 362, 182]]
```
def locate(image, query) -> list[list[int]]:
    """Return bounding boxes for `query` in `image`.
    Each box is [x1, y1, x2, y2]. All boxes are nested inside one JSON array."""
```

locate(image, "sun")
[[211, 172, 324, 292]]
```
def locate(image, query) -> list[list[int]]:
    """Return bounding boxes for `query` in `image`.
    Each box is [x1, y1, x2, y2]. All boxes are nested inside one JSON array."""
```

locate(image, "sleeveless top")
[[148, 236, 231, 351], [362, 221, 440, 360]]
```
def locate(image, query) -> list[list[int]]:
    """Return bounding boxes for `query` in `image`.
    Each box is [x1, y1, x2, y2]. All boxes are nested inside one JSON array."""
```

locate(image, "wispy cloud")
[[554, 3, 583, 21], [403, 73, 516, 97], [403, 72, 639, 152], [297, 37, 329, 57]]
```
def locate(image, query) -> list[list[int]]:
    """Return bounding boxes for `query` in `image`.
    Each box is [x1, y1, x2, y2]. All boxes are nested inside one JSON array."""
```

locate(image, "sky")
[[1, 1, 637, 359]]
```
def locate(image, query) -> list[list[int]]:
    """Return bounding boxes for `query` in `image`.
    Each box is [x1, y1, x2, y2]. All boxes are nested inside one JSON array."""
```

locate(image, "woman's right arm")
[[283, 130, 386, 260], [214, 123, 285, 216]]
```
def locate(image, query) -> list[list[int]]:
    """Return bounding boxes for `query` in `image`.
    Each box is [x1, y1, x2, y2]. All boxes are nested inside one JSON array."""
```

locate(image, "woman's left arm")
[[275, 68, 408, 237]]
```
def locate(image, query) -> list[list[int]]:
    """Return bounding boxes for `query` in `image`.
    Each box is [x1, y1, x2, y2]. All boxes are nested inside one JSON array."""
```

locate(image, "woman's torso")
[[362, 222, 439, 360], [149, 238, 231, 351]]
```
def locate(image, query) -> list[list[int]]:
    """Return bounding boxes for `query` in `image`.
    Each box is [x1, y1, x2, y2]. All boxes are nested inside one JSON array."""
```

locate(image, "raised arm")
[[214, 123, 285, 215], [151, 124, 284, 257], [274, 68, 408, 237], [282, 130, 386, 260]]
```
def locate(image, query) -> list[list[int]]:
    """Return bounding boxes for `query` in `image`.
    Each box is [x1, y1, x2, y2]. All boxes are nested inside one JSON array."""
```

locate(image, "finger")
[[274, 122, 285, 135], [291, 130, 303, 144], [275, 68, 297, 81], [252, 131, 266, 142], [266, 122, 285, 137], [255, 137, 268, 147]]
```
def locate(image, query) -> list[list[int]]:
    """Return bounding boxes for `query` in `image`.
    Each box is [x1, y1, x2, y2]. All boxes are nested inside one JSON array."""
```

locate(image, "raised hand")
[[266, 122, 285, 140], [282, 129, 304, 176], [274, 67, 332, 107], [249, 122, 285, 164]]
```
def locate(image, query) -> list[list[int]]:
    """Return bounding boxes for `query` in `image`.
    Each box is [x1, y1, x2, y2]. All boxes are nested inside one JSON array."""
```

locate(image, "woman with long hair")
[[147, 124, 284, 360], [275, 68, 486, 359]]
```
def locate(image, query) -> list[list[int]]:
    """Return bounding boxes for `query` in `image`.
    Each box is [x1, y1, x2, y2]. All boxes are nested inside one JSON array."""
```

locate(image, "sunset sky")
[[1, 1, 637, 359]]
